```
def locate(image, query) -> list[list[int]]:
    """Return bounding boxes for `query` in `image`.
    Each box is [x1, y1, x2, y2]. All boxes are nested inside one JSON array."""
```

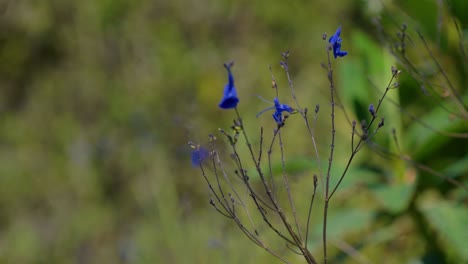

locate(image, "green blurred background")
[[0, 0, 466, 263]]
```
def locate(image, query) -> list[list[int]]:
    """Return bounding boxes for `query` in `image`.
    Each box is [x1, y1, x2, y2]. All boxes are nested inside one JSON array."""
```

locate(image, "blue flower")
[[219, 63, 239, 109], [329, 26, 348, 58], [191, 147, 209, 166], [257, 97, 295, 124]]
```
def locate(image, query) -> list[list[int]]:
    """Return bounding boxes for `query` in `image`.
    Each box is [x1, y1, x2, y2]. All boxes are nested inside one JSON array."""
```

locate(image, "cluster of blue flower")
[[193, 26, 347, 166]]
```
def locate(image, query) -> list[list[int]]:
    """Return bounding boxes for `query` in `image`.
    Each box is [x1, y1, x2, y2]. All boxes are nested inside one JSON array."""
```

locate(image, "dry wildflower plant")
[[190, 19, 467, 263]]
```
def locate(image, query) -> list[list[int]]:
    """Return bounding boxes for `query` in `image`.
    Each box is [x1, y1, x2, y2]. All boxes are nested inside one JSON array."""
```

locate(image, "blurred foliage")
[[0, 0, 466, 263]]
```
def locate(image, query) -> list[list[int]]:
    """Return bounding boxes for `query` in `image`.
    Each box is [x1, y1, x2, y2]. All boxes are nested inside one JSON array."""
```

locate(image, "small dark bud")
[[391, 66, 397, 76], [281, 50, 290, 59], [392, 82, 400, 88], [352, 120, 357, 127], [401, 23, 407, 30], [224, 61, 234, 68], [322, 33, 327, 40], [313, 174, 318, 187], [378, 117, 385, 128], [315, 104, 320, 113], [209, 199, 215, 206], [368, 104, 376, 117], [304, 107, 308, 115], [361, 119, 368, 131]]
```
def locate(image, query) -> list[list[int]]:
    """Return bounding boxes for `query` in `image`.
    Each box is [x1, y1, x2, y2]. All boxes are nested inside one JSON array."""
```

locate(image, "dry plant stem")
[[323, 57, 395, 264], [210, 139, 240, 204], [322, 46, 337, 264], [390, 54, 465, 119], [202, 162, 276, 259], [199, 162, 233, 219], [367, 78, 468, 138], [208, 146, 261, 240], [233, 108, 313, 251], [212, 140, 258, 232], [305, 108, 322, 248], [278, 130, 303, 242], [231, 214, 291, 264], [219, 126, 289, 232], [233, 107, 317, 263], [417, 31, 468, 117], [268, 67, 280, 197], [227, 134, 296, 245], [267, 127, 318, 264], [305, 175, 318, 248], [391, 27, 468, 120], [386, 26, 466, 119], [281, 59, 325, 196], [280, 59, 325, 250], [257, 127, 264, 167], [329, 73, 397, 200], [205, 140, 236, 216]]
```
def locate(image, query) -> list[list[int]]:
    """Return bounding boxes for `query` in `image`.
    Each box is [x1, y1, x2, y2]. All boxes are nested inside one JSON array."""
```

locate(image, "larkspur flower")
[[219, 62, 239, 109], [191, 146, 209, 166], [329, 26, 348, 58], [256, 97, 295, 124]]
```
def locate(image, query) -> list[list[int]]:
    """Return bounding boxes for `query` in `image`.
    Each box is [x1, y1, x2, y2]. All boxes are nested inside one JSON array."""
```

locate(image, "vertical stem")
[[278, 131, 303, 241], [323, 45, 336, 264]]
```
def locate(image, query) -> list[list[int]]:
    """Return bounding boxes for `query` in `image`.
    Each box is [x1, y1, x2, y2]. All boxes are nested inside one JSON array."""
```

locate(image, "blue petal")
[[329, 26, 342, 44], [256, 106, 276, 118], [272, 111, 282, 124], [257, 97, 294, 123], [219, 96, 239, 109], [191, 147, 209, 166], [218, 64, 239, 109], [329, 26, 347, 58], [336, 50, 347, 57]]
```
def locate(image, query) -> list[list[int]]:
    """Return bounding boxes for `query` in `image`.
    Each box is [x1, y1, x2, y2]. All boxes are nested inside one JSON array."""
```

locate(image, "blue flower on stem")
[[329, 26, 348, 58], [256, 97, 296, 124], [191, 146, 209, 166], [219, 62, 239, 109]]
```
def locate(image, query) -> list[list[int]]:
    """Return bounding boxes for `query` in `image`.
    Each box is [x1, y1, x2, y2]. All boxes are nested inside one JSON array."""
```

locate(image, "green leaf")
[[404, 94, 468, 161], [443, 154, 468, 179], [341, 31, 395, 124], [419, 199, 468, 262], [312, 208, 375, 239], [370, 183, 414, 213]]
